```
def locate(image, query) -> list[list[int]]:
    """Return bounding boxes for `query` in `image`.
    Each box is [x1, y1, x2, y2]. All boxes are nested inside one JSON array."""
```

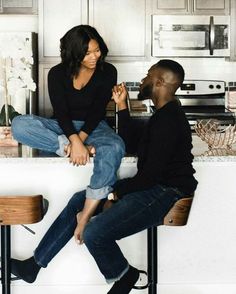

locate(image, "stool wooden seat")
[[0, 195, 44, 294], [0, 195, 44, 225], [163, 197, 193, 226], [135, 196, 194, 294]]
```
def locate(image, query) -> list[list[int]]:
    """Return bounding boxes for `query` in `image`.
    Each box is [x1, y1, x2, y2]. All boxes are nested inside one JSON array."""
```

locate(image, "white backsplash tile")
[[113, 58, 236, 83]]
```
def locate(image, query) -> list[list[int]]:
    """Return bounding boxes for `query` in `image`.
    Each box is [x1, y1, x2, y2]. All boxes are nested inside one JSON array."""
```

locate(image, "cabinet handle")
[[209, 16, 215, 55]]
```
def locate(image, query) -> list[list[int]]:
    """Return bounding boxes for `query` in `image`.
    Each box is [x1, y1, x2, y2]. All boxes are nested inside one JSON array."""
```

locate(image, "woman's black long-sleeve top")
[[48, 62, 117, 138], [115, 100, 198, 197]]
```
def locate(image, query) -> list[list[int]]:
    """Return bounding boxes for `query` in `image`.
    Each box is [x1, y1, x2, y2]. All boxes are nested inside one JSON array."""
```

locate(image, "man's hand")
[[112, 83, 128, 111]]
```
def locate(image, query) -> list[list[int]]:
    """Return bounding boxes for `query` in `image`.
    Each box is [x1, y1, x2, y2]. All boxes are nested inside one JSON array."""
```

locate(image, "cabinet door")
[[38, 64, 53, 117], [152, 0, 229, 14], [38, 0, 87, 61], [88, 0, 151, 60], [193, 0, 230, 14], [230, 0, 236, 60], [0, 0, 37, 14], [152, 0, 190, 14]]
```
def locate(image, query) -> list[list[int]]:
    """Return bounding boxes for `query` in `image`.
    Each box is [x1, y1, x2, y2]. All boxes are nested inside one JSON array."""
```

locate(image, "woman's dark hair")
[[60, 25, 108, 76]]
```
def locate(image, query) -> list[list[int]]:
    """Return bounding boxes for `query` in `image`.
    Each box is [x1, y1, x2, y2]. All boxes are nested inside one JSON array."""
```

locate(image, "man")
[[83, 59, 197, 293], [10, 60, 197, 294]]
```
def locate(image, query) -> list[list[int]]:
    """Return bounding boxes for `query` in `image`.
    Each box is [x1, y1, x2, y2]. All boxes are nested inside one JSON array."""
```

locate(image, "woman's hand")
[[70, 141, 90, 165], [67, 134, 90, 165], [112, 83, 128, 111], [65, 144, 95, 159]]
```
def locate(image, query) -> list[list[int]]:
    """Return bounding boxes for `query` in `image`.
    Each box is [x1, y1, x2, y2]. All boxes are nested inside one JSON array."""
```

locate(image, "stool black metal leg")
[[147, 226, 157, 294], [1, 225, 11, 294]]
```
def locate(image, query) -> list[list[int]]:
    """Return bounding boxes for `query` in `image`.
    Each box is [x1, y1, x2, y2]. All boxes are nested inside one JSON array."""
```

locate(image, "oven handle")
[[209, 16, 215, 55]]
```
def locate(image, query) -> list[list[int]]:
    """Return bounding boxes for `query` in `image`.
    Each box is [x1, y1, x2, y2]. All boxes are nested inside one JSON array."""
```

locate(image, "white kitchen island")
[[0, 137, 236, 294]]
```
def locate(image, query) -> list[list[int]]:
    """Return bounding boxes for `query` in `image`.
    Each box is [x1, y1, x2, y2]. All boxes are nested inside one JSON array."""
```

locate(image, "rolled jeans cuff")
[[86, 185, 113, 200], [56, 134, 69, 157]]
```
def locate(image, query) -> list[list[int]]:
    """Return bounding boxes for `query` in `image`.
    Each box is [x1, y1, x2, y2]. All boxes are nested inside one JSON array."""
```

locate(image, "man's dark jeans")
[[34, 184, 184, 283]]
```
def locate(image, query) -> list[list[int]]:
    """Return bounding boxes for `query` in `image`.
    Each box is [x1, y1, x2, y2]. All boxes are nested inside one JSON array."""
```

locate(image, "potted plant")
[[0, 33, 36, 146]]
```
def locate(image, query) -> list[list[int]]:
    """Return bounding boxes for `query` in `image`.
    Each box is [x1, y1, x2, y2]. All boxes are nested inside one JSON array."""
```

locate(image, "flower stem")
[[3, 58, 10, 126]]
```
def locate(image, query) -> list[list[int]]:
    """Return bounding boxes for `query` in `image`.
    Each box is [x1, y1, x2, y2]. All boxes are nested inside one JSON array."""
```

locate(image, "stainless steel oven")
[[106, 80, 235, 133], [175, 80, 235, 129], [152, 15, 230, 57]]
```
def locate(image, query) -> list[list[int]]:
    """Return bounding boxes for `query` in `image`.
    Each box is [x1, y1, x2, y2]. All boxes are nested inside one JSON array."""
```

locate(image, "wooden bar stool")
[[134, 196, 194, 294], [0, 195, 44, 294]]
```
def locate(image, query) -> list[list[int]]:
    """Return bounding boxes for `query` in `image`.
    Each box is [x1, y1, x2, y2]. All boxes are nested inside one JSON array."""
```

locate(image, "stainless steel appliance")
[[106, 80, 235, 133], [152, 15, 230, 57], [175, 80, 235, 129]]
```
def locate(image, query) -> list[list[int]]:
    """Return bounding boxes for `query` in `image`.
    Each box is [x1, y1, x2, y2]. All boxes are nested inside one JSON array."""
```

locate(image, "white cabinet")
[[38, 0, 151, 61], [0, 0, 37, 14], [88, 0, 151, 61], [152, 0, 190, 14], [193, 0, 230, 15], [38, 64, 53, 117], [230, 0, 236, 60], [38, 0, 87, 61], [153, 0, 230, 15]]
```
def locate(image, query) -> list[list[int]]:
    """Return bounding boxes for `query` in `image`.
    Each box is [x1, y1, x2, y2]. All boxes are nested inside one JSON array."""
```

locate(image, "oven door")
[[152, 15, 230, 57]]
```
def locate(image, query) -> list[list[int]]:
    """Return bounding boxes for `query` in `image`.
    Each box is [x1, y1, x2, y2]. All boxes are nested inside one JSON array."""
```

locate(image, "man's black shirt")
[[116, 100, 198, 197]]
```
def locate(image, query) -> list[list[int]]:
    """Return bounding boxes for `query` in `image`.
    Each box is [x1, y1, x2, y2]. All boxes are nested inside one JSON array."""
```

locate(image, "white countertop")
[[1, 135, 236, 162]]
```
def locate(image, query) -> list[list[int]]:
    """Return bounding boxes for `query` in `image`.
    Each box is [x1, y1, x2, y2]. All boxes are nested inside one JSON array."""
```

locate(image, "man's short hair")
[[155, 59, 185, 85]]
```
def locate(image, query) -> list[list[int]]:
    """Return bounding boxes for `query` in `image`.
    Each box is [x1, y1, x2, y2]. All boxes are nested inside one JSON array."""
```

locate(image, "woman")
[[11, 25, 125, 239]]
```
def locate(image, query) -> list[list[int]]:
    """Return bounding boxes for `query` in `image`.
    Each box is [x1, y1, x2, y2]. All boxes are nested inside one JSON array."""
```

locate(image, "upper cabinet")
[[193, 0, 230, 15], [152, 0, 190, 14], [153, 0, 230, 15], [0, 0, 37, 14], [88, 0, 151, 61], [38, 0, 87, 61], [38, 0, 151, 62], [230, 0, 236, 60]]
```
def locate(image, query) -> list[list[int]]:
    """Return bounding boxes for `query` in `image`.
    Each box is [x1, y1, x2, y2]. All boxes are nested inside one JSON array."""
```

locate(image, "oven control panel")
[[176, 80, 225, 96]]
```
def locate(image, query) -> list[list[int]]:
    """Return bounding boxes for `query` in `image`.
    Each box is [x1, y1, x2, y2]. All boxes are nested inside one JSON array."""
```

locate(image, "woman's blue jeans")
[[11, 115, 125, 199], [33, 184, 184, 283]]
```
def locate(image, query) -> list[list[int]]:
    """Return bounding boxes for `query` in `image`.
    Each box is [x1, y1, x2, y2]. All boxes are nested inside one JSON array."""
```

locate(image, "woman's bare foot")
[[74, 212, 89, 244], [64, 143, 71, 157], [86, 145, 96, 156]]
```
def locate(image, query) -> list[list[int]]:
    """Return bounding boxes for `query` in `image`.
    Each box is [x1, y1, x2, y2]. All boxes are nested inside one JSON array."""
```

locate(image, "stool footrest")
[[133, 270, 149, 290]]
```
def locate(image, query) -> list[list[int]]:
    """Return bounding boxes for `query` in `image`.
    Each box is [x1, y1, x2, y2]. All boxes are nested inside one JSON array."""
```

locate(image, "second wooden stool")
[[0, 195, 44, 294]]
